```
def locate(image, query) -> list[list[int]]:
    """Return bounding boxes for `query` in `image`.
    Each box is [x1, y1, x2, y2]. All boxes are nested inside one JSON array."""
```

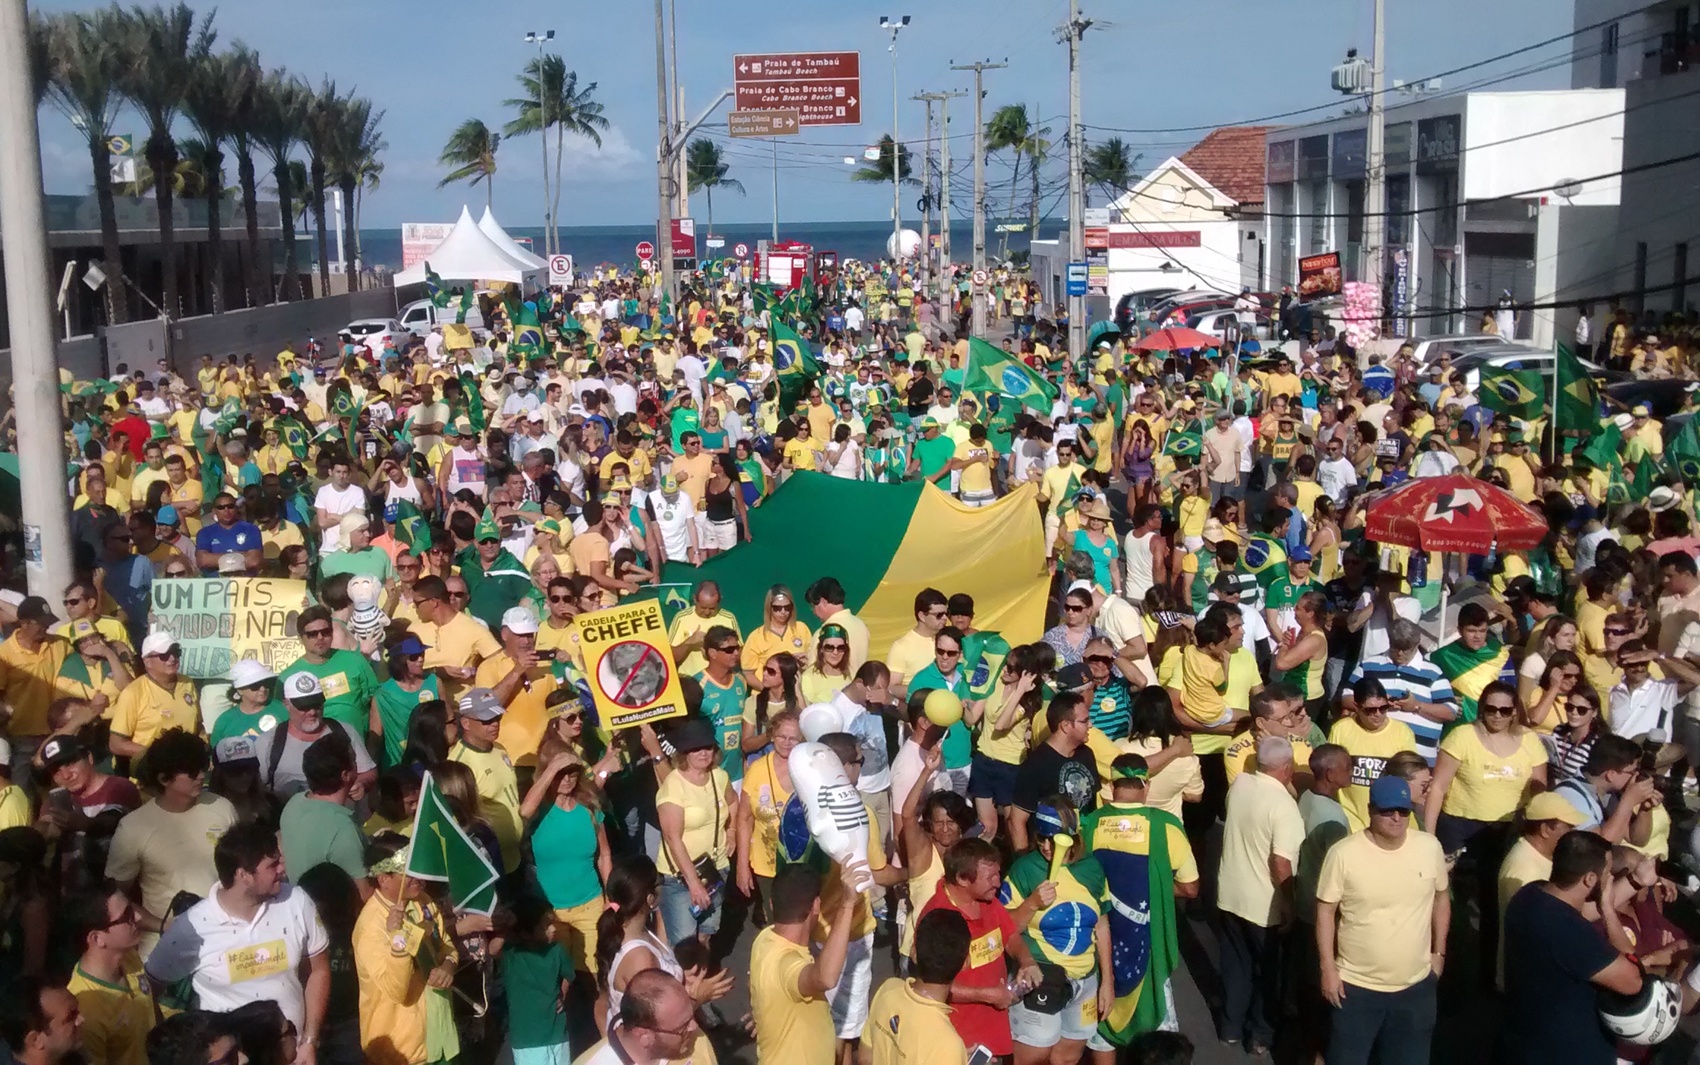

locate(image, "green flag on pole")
[[962, 337, 1059, 413], [1478, 365, 1546, 421], [405, 772, 501, 915], [455, 289, 475, 325], [1163, 430, 1203, 458], [1668, 417, 1700, 483], [424, 263, 451, 309], [1555, 343, 1599, 431], [770, 318, 820, 415]]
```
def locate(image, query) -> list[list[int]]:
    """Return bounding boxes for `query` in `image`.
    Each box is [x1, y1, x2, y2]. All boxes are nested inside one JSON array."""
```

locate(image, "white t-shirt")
[[1609, 678, 1679, 740], [608, 380, 639, 416], [649, 492, 696, 561], [312, 483, 367, 552], [1319, 457, 1358, 503], [146, 882, 329, 1030], [844, 306, 866, 332]]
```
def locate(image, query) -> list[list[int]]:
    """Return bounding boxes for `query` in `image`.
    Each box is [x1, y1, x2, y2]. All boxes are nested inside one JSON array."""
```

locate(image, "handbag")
[[689, 774, 725, 894]]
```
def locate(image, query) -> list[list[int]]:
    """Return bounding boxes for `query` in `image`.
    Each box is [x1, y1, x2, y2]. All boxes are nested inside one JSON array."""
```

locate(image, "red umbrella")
[[1132, 326, 1221, 352], [1362, 473, 1547, 553]]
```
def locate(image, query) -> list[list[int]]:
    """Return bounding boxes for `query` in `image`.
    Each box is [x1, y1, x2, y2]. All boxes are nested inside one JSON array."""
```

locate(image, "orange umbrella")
[[1131, 326, 1221, 352]]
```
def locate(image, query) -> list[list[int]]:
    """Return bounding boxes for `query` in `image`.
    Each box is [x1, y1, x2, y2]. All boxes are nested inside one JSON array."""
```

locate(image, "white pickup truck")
[[397, 297, 488, 336]]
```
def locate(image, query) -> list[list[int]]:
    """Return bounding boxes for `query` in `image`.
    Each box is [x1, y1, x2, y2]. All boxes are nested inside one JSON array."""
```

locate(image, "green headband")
[[1113, 764, 1150, 782], [819, 624, 848, 641], [368, 849, 409, 876]]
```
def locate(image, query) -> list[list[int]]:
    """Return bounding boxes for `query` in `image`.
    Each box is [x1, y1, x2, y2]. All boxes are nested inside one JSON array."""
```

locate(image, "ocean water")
[[358, 219, 1058, 273]]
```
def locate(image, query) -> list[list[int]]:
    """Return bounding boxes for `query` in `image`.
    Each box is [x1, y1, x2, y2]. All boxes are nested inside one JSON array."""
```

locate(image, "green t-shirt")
[[1265, 576, 1324, 614], [318, 547, 396, 586], [374, 676, 441, 769], [283, 650, 379, 733], [529, 801, 604, 909], [209, 701, 285, 748], [906, 662, 972, 771], [277, 793, 365, 881], [916, 435, 955, 481], [694, 671, 749, 782], [500, 942, 573, 1050]]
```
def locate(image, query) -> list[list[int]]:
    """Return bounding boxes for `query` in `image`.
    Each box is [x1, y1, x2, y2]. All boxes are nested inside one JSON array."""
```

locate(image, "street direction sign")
[[1066, 262, 1088, 297], [729, 109, 801, 138], [733, 51, 861, 127]]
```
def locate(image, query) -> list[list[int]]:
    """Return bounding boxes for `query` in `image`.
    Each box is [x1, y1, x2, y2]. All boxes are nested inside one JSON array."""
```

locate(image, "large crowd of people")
[[3, 255, 1700, 1065]]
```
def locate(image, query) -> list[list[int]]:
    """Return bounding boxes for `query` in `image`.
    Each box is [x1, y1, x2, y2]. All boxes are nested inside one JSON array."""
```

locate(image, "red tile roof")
[[1179, 126, 1274, 207]]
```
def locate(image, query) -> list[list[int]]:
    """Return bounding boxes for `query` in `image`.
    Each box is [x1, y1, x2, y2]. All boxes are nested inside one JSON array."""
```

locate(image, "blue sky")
[[34, 0, 1574, 230]]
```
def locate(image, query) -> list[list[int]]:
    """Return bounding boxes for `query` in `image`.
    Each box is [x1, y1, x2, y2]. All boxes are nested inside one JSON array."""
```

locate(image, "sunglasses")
[[549, 595, 573, 603], [449, 590, 470, 599], [1064, 603, 1088, 613], [772, 603, 794, 612], [148, 647, 182, 660], [1086, 654, 1114, 665], [558, 712, 582, 724], [1605, 627, 1633, 636], [302, 627, 333, 638], [936, 647, 962, 658], [239, 681, 272, 692], [98, 903, 140, 929], [1358, 703, 1389, 714], [1480, 703, 1516, 716], [711, 644, 740, 654]]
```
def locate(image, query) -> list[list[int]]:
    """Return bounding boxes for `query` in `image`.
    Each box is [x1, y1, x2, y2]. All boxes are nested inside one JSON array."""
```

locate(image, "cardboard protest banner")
[[575, 599, 687, 731], [147, 578, 309, 679]]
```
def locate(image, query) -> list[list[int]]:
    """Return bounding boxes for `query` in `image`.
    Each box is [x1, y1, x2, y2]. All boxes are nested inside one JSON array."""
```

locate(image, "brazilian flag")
[[1605, 460, 1632, 506], [1163, 430, 1202, 459], [1479, 365, 1545, 421], [280, 419, 310, 460], [1629, 450, 1661, 500], [753, 282, 779, 315], [1244, 532, 1289, 590], [455, 288, 475, 325], [1669, 416, 1700, 483], [770, 318, 820, 415], [962, 630, 1011, 701], [458, 372, 487, 435], [962, 337, 1058, 413], [1081, 802, 1184, 1045], [424, 263, 451, 309], [393, 500, 432, 556], [1580, 422, 1623, 471], [1555, 343, 1599, 431]]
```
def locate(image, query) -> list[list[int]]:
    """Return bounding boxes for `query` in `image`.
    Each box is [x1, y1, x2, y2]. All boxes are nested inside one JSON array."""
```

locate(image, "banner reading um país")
[[148, 578, 309, 680]]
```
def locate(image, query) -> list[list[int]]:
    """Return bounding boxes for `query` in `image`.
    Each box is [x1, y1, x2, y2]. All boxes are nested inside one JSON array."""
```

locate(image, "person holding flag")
[[352, 831, 462, 1065]]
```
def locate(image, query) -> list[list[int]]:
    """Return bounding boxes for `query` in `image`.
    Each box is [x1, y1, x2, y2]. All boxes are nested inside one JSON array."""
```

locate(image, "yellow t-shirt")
[[535, 619, 586, 671], [655, 767, 731, 875], [69, 956, 155, 1065], [953, 439, 994, 495], [1223, 732, 1314, 785], [866, 978, 968, 1065], [107, 676, 200, 747], [1217, 771, 1307, 927], [1177, 645, 1230, 727], [0, 633, 79, 737], [783, 438, 820, 471], [598, 449, 653, 485], [1039, 463, 1085, 517], [1437, 725, 1547, 823], [472, 654, 557, 769], [886, 629, 936, 685], [0, 784, 30, 831], [1496, 837, 1553, 988], [799, 669, 850, 706], [260, 520, 305, 562], [741, 622, 812, 677], [1326, 717, 1419, 831], [106, 794, 236, 954], [750, 927, 837, 1065], [816, 799, 889, 940], [667, 609, 741, 679], [1177, 495, 1208, 540], [1315, 829, 1448, 992], [977, 678, 1032, 765], [448, 741, 522, 873], [418, 614, 502, 702]]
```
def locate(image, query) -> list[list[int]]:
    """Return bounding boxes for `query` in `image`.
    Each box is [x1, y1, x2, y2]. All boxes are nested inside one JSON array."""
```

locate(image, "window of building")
[[1601, 22, 1619, 87]]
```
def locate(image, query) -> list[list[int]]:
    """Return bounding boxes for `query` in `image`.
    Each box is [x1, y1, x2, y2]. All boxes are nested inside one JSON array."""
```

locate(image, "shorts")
[[552, 897, 605, 974], [862, 787, 894, 853], [657, 868, 727, 945], [822, 932, 875, 1038], [1210, 479, 1243, 504], [969, 753, 1020, 807], [1010, 971, 1113, 1051], [696, 515, 738, 551], [511, 1043, 571, 1065], [961, 489, 996, 509]]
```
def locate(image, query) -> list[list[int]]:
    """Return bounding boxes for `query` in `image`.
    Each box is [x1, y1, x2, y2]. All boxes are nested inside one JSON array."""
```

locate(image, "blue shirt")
[[195, 520, 263, 563], [100, 555, 154, 646]]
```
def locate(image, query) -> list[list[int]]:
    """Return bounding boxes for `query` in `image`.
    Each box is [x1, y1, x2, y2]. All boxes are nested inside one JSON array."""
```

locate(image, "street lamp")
[[880, 15, 910, 267], [525, 29, 556, 256]]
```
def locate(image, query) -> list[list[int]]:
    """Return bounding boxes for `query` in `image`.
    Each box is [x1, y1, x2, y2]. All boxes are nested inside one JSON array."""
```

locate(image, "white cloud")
[[556, 125, 643, 185]]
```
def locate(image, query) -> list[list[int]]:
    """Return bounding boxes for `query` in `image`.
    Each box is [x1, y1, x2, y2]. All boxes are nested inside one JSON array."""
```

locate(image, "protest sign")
[[148, 578, 309, 679]]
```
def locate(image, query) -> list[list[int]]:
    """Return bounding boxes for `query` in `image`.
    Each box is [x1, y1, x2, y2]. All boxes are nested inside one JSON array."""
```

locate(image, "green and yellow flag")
[[1555, 343, 1599, 431], [1163, 430, 1203, 459], [455, 288, 475, 325], [424, 263, 451, 309], [1669, 416, 1700, 483], [406, 772, 500, 915], [770, 318, 820, 415], [1479, 365, 1545, 421], [393, 500, 431, 556], [963, 338, 1058, 413]]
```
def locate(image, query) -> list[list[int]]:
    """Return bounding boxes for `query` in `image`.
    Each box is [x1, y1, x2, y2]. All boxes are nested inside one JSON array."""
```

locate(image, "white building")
[[1262, 89, 1624, 347], [1573, 0, 1699, 323]]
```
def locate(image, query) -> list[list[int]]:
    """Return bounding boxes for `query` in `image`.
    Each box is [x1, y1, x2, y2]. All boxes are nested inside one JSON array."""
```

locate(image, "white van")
[[397, 297, 487, 336]]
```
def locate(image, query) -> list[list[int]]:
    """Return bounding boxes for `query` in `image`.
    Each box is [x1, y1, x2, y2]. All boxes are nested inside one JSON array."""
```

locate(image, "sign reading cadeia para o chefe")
[[576, 599, 687, 731], [148, 578, 308, 679]]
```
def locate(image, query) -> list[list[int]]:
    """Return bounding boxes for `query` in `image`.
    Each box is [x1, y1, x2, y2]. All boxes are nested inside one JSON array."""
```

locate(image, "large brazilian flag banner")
[[659, 472, 1049, 657], [1080, 802, 1186, 1046]]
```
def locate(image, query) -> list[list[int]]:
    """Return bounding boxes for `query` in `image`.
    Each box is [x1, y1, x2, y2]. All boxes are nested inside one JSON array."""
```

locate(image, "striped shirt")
[[1348, 650, 1457, 764]]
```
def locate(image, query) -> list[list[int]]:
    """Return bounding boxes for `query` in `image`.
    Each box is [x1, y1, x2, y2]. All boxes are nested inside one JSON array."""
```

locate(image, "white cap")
[[1066, 579, 1096, 596], [228, 659, 276, 689], [140, 631, 176, 658], [283, 671, 324, 702], [215, 736, 258, 764], [501, 606, 540, 635], [526, 408, 545, 422], [218, 551, 248, 575], [339, 511, 371, 535]]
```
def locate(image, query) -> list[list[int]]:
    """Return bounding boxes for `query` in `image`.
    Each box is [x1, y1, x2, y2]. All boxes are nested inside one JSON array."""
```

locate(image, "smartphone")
[[967, 1047, 995, 1065]]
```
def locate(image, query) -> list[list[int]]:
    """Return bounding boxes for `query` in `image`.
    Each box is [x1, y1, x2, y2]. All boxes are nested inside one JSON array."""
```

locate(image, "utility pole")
[[0, 0, 74, 597], [880, 16, 911, 267], [1063, 1, 1093, 362], [1364, 0, 1386, 336], [917, 90, 969, 307], [913, 93, 935, 302], [524, 30, 556, 256], [951, 59, 1006, 338], [652, 0, 675, 305]]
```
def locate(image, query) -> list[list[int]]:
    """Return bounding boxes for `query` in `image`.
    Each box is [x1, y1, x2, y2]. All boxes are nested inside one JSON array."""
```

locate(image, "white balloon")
[[798, 702, 844, 742], [886, 228, 923, 261], [787, 741, 872, 891]]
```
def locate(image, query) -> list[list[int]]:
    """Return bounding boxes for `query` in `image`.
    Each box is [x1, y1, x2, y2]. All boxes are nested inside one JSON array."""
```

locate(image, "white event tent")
[[477, 207, 548, 271], [393, 206, 540, 285]]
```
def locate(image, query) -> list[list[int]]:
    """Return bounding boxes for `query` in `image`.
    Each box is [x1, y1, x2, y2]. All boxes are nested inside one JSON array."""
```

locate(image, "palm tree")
[[684, 138, 743, 239], [438, 119, 501, 207], [220, 45, 266, 306], [252, 71, 311, 301], [326, 96, 384, 292], [1083, 137, 1140, 210], [41, 8, 129, 323], [984, 104, 1050, 253], [503, 54, 608, 256], [851, 135, 917, 186], [112, 2, 216, 319], [183, 47, 259, 313], [302, 80, 351, 297], [351, 157, 383, 273]]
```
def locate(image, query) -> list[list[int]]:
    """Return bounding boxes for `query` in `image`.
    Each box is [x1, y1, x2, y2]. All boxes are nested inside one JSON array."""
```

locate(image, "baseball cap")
[[1288, 544, 1313, 563], [282, 671, 325, 703], [140, 631, 178, 658], [218, 552, 248, 575], [1055, 663, 1094, 692], [1523, 791, 1587, 826], [228, 659, 276, 689], [661, 474, 680, 494], [501, 606, 540, 635], [1634, 404, 1652, 417], [16, 596, 57, 626], [1212, 572, 1241, 594], [39, 735, 89, 772], [215, 736, 259, 766], [526, 408, 545, 423], [1368, 775, 1414, 812], [458, 687, 506, 721], [155, 505, 180, 527], [68, 619, 98, 645]]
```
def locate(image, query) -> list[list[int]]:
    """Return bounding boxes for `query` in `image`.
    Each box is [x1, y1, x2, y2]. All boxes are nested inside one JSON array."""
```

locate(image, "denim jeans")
[[657, 869, 725, 946], [1325, 974, 1437, 1065]]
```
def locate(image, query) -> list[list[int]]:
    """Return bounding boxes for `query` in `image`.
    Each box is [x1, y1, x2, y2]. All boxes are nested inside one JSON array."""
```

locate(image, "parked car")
[[1191, 307, 1274, 342], [397, 297, 488, 336], [1447, 348, 1626, 395], [1112, 288, 1185, 332], [1412, 334, 1531, 365], [338, 318, 415, 359], [1604, 378, 1700, 419]]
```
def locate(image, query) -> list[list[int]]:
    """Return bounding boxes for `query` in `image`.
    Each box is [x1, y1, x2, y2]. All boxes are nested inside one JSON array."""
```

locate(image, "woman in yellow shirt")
[[971, 644, 1047, 838], [740, 586, 811, 686], [1521, 651, 1584, 734], [798, 624, 853, 705], [734, 709, 801, 916]]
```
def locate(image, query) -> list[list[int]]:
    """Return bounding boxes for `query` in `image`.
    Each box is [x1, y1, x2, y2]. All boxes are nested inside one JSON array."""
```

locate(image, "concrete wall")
[[1463, 90, 1625, 205], [1532, 202, 1622, 347], [1615, 64, 1700, 315]]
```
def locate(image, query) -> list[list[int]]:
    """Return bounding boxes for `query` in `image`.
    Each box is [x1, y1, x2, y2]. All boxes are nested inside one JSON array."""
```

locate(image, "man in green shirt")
[[1264, 544, 1325, 642], [283, 606, 379, 734], [277, 728, 368, 889], [914, 417, 955, 484], [693, 625, 749, 784]]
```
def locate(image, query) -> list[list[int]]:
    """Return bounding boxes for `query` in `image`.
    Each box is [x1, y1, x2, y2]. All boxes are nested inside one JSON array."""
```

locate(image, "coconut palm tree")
[[327, 97, 384, 292], [111, 2, 216, 320], [252, 71, 311, 301], [503, 54, 608, 256], [40, 8, 129, 323], [1083, 137, 1140, 211], [183, 47, 259, 313], [219, 45, 267, 306], [438, 119, 501, 207], [984, 104, 1050, 254], [684, 138, 743, 239], [350, 157, 383, 273], [850, 135, 917, 186], [302, 80, 351, 298]]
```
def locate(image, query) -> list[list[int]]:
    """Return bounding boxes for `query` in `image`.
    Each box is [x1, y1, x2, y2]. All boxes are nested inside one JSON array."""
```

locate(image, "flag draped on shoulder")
[[963, 337, 1058, 413], [770, 318, 819, 415], [406, 771, 501, 915]]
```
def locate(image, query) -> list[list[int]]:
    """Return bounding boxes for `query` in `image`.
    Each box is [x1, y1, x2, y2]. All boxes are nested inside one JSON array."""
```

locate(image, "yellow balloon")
[[923, 689, 964, 728]]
